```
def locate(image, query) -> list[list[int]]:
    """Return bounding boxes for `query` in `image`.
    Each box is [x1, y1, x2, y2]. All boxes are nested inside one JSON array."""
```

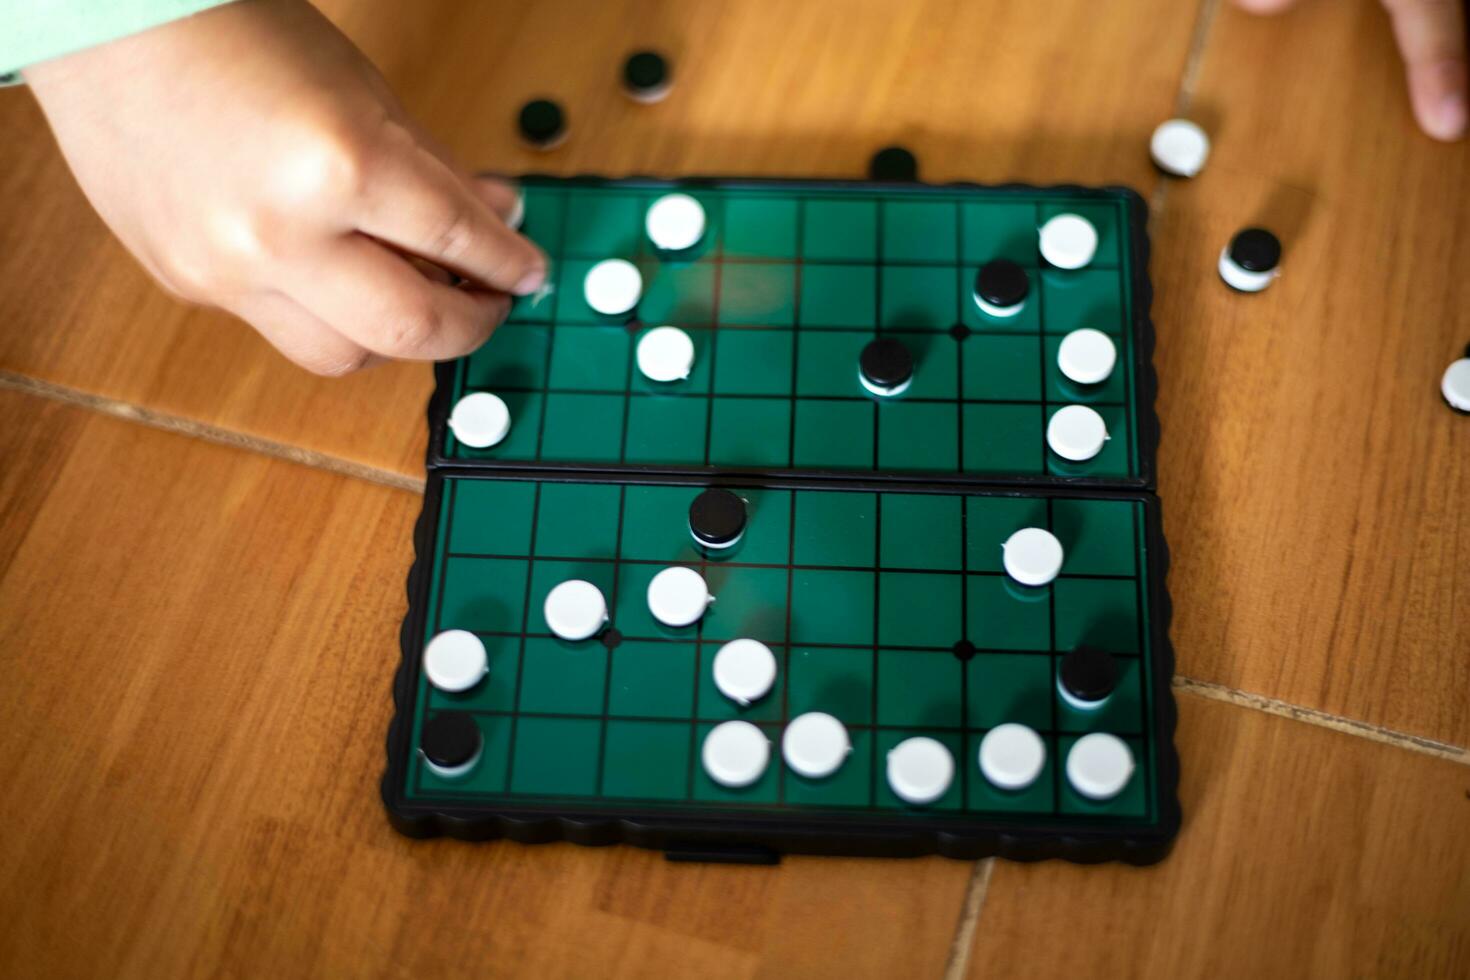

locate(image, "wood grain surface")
[[0, 0, 1466, 976]]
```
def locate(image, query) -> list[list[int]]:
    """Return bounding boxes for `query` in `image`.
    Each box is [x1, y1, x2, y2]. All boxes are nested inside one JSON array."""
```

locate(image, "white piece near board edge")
[[1047, 404, 1110, 462], [543, 579, 609, 641], [583, 258, 643, 316], [1443, 358, 1470, 412], [647, 566, 712, 628], [702, 720, 770, 787], [646, 193, 707, 251], [1057, 328, 1117, 385], [782, 712, 851, 779], [886, 736, 954, 805], [636, 325, 696, 383], [448, 391, 511, 449], [978, 723, 1047, 791], [1066, 732, 1135, 801], [712, 638, 777, 706], [1149, 119, 1211, 177], [1038, 213, 1098, 270], [1002, 527, 1064, 587], [422, 629, 489, 693]]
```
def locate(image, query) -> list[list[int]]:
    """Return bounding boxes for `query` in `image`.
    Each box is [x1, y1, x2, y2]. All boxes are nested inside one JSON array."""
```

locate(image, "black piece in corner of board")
[[420, 711, 481, 768], [1060, 644, 1119, 703], [869, 145, 919, 182]]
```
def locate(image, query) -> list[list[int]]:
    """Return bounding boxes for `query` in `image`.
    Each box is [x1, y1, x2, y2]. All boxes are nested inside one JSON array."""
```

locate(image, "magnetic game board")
[[384, 178, 1181, 864]]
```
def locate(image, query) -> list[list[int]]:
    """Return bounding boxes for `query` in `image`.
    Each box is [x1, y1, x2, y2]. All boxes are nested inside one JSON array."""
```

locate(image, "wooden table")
[[2, 1, 1466, 976]]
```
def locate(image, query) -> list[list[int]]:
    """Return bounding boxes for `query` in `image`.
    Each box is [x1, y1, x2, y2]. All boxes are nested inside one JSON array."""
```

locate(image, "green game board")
[[434, 178, 1157, 487], [386, 177, 1179, 863]]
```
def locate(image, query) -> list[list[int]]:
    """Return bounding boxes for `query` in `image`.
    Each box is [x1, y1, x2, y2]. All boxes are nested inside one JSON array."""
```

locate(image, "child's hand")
[[24, 0, 547, 376], [1235, 0, 1466, 142]]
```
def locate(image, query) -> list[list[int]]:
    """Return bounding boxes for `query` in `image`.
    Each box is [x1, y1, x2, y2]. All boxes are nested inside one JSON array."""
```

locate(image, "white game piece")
[[636, 325, 696, 382], [647, 566, 712, 628], [702, 720, 770, 787], [1066, 732, 1135, 801], [1002, 527, 1064, 587], [1218, 228, 1282, 293], [1038, 213, 1098, 270], [1440, 357, 1470, 412], [887, 737, 954, 805], [712, 638, 777, 706], [422, 629, 488, 693], [978, 723, 1047, 791], [782, 712, 851, 779], [1149, 119, 1211, 177], [543, 579, 608, 641], [1057, 328, 1118, 385], [448, 392, 511, 449], [645, 193, 707, 251], [1047, 405, 1110, 462], [583, 258, 643, 317], [505, 190, 526, 231], [422, 743, 482, 780]]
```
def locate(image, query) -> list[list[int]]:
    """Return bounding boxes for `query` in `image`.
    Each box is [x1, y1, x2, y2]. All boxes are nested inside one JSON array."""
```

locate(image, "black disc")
[[689, 488, 746, 547], [859, 338, 914, 390], [974, 260, 1030, 308], [1060, 645, 1118, 703], [623, 51, 669, 94], [1228, 228, 1282, 272], [518, 99, 566, 146], [420, 711, 482, 768], [869, 145, 918, 182]]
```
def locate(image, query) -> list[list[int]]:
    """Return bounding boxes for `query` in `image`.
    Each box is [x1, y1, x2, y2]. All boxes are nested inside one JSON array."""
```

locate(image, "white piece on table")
[[1443, 358, 1470, 411], [1002, 527, 1065, 587], [542, 579, 609, 641], [422, 629, 489, 693], [1149, 119, 1211, 177], [702, 719, 770, 787]]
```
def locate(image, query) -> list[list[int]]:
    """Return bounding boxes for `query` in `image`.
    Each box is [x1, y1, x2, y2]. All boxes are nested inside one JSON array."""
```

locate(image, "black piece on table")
[[689, 488, 747, 548], [1227, 228, 1282, 272], [1060, 644, 1118, 703], [974, 259, 1030, 308], [860, 338, 915, 391], [623, 51, 671, 100], [518, 99, 567, 148], [868, 145, 919, 182], [421, 711, 482, 769]]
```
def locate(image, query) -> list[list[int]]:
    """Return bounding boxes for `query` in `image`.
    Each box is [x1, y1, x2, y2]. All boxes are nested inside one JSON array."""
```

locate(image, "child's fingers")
[[1381, 0, 1468, 141], [291, 235, 510, 361], [470, 176, 523, 223], [354, 149, 546, 295], [1231, 0, 1300, 14], [231, 291, 381, 377]]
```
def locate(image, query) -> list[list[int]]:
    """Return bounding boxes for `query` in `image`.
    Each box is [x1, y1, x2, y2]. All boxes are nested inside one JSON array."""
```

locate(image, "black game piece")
[[1227, 228, 1282, 273], [518, 99, 567, 149], [869, 145, 919, 182], [421, 711, 481, 770], [974, 260, 1030, 309], [689, 488, 747, 549], [1060, 645, 1118, 704], [859, 338, 915, 395], [623, 51, 672, 103]]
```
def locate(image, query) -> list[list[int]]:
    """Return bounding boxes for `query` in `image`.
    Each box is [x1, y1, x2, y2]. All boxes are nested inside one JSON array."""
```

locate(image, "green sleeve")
[[1, 0, 240, 84]]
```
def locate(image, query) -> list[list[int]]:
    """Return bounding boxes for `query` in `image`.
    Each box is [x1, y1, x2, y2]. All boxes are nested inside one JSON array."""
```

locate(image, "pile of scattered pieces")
[[420, 488, 1139, 804]]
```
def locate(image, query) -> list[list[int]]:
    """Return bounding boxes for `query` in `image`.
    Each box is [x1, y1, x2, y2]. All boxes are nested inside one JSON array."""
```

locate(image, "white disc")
[[646, 566, 712, 628], [1047, 405, 1109, 462], [645, 193, 707, 251], [1217, 248, 1277, 292], [1149, 119, 1211, 177], [448, 392, 511, 448], [1441, 358, 1470, 411], [422, 629, 489, 693], [782, 712, 851, 779], [1038, 214, 1098, 270], [1057, 328, 1117, 385], [978, 723, 1047, 791], [887, 737, 954, 805], [1002, 527, 1064, 587], [636, 325, 696, 382], [1066, 732, 1135, 801], [712, 638, 777, 706], [583, 258, 643, 316], [702, 720, 770, 787], [543, 579, 608, 641], [505, 190, 526, 231]]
